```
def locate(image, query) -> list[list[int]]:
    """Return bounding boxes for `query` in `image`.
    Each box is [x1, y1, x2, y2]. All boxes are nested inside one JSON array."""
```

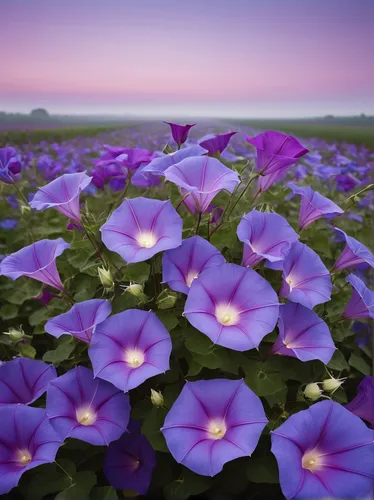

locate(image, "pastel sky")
[[1, 0, 373, 118]]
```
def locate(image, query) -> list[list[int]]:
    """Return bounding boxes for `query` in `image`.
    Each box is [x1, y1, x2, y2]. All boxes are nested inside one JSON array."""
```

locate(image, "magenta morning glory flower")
[[164, 121, 196, 148], [104, 421, 156, 495], [346, 376, 374, 428], [184, 263, 279, 351], [89, 309, 172, 392], [279, 242, 332, 309], [271, 400, 374, 500], [162, 379, 267, 476], [199, 132, 237, 156], [46, 366, 130, 445], [271, 302, 335, 364], [0, 238, 70, 291], [29, 172, 92, 223], [100, 197, 182, 264], [0, 358, 57, 406], [246, 130, 309, 176], [0, 147, 22, 184], [45, 299, 111, 344], [0, 405, 62, 495], [115, 148, 153, 170], [236, 210, 299, 267], [342, 274, 374, 319], [162, 236, 225, 294], [288, 182, 343, 230], [333, 228, 374, 271], [164, 156, 239, 214]]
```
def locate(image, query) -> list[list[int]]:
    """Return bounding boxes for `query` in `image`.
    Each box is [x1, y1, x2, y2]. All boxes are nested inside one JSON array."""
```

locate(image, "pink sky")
[[1, 0, 373, 117]]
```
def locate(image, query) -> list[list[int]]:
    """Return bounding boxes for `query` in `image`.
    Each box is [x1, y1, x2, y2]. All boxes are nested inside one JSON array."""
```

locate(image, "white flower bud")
[[98, 267, 114, 291], [322, 377, 345, 393], [3, 327, 25, 342], [150, 389, 164, 407], [125, 283, 144, 297], [304, 383, 322, 401]]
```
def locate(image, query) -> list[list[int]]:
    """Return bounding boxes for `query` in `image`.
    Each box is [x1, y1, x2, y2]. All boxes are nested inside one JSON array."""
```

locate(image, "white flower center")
[[207, 419, 227, 440], [286, 277, 294, 290], [125, 348, 145, 368], [17, 449, 32, 465], [76, 406, 97, 426], [215, 304, 240, 326], [136, 232, 156, 249], [302, 451, 322, 472], [186, 271, 199, 287]]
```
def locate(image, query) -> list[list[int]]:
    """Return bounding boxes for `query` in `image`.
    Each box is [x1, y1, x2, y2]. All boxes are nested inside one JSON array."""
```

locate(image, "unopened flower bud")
[[4, 327, 25, 342], [304, 383, 322, 401], [322, 377, 345, 393], [150, 389, 164, 407], [20, 204, 31, 215], [98, 267, 114, 291], [125, 283, 144, 297], [157, 290, 177, 310]]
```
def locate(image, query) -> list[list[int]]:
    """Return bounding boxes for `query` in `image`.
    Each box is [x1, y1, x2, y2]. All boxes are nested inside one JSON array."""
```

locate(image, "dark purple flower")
[[279, 242, 332, 309], [35, 289, 54, 305], [288, 182, 343, 230], [346, 376, 374, 428], [46, 366, 130, 445], [104, 423, 156, 495], [0, 358, 56, 406], [333, 228, 374, 271], [271, 302, 335, 364], [0, 405, 61, 495], [162, 236, 225, 294], [89, 309, 172, 392], [0, 219, 18, 230], [271, 400, 374, 499], [184, 263, 279, 351], [45, 299, 112, 344], [29, 172, 92, 222], [0, 238, 70, 291], [100, 198, 182, 263], [115, 148, 153, 170], [342, 274, 374, 320], [245, 131, 309, 176], [336, 173, 360, 192], [164, 121, 196, 148], [162, 379, 267, 476], [141, 145, 207, 178], [352, 322, 371, 348], [92, 161, 127, 191], [0, 147, 22, 184], [164, 156, 239, 214], [237, 210, 299, 267], [199, 132, 237, 156]]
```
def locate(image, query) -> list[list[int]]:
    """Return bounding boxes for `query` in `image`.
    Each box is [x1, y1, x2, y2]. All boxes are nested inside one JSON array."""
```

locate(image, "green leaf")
[[184, 327, 213, 355], [0, 303, 18, 320], [247, 455, 279, 484], [328, 350, 349, 371], [19, 462, 74, 500], [90, 487, 118, 500], [244, 359, 286, 397], [164, 469, 212, 500], [67, 239, 96, 268], [123, 262, 150, 283], [157, 290, 178, 309], [1, 278, 42, 305], [142, 407, 168, 452], [156, 311, 179, 331], [349, 353, 371, 375], [55, 471, 97, 500], [18, 342, 36, 359], [43, 338, 75, 363]]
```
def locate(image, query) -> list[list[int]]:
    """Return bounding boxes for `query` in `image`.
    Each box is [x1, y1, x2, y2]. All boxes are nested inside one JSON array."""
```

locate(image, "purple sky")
[[1, 0, 373, 118]]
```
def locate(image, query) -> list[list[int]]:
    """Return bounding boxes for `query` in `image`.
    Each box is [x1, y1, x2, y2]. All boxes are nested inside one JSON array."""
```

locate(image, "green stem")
[[195, 212, 202, 235], [11, 180, 30, 207], [82, 224, 106, 265], [226, 173, 260, 218], [54, 460, 74, 485]]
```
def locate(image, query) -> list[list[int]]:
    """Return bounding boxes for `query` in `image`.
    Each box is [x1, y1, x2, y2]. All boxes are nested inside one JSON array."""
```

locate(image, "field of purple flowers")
[[0, 121, 373, 500]]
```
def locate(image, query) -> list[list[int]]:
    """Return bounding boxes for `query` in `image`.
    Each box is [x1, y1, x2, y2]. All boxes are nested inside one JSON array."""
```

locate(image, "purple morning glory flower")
[[162, 236, 226, 294], [346, 376, 374, 428], [279, 242, 332, 309], [100, 198, 182, 264], [271, 400, 374, 500], [45, 299, 112, 344], [199, 131, 237, 156], [0, 358, 57, 406], [164, 156, 239, 214], [236, 210, 299, 267], [184, 263, 279, 351], [104, 422, 156, 495], [0, 405, 61, 495], [352, 321, 371, 348], [29, 172, 92, 223], [333, 228, 374, 271], [89, 309, 172, 392], [0, 147, 22, 184], [142, 145, 207, 178], [256, 169, 287, 193], [92, 161, 127, 191], [164, 121, 196, 148], [288, 182, 343, 230], [0, 238, 70, 291], [271, 302, 335, 364], [35, 289, 54, 305], [162, 379, 267, 476], [115, 148, 153, 170], [46, 366, 130, 445], [0, 219, 18, 230], [342, 274, 374, 320], [245, 131, 309, 176]]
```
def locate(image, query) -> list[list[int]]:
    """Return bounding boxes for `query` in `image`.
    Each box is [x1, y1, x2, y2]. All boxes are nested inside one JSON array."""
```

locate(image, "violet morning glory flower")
[[164, 156, 239, 214], [0, 147, 22, 184], [0, 358, 57, 406], [288, 182, 343, 230], [29, 172, 92, 223], [92, 161, 127, 191], [256, 169, 287, 193], [346, 376, 374, 428], [46, 366, 130, 445], [333, 228, 374, 271], [100, 197, 182, 264], [162, 236, 226, 294], [0, 219, 18, 230], [164, 121, 196, 148], [271, 400, 374, 500], [342, 274, 374, 319], [104, 422, 156, 495], [89, 309, 172, 392], [162, 379, 267, 476], [115, 148, 153, 170], [271, 302, 335, 364], [142, 145, 207, 178], [245, 131, 309, 176], [0, 238, 70, 291], [352, 321, 371, 348], [279, 241, 332, 309], [236, 210, 299, 267], [184, 263, 279, 351], [199, 131, 237, 156], [45, 299, 112, 344], [0, 405, 62, 495]]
